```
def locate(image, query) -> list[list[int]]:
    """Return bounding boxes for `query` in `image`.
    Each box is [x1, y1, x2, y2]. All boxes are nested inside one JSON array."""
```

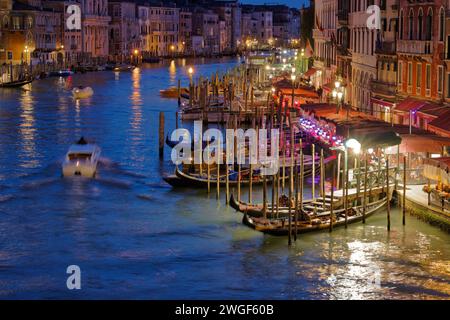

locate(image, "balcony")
[[375, 41, 396, 55], [337, 10, 348, 25], [371, 79, 397, 97], [397, 40, 433, 56]]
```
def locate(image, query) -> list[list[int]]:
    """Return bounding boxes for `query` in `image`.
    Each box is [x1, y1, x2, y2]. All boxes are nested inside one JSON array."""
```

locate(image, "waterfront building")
[[212, 2, 233, 52], [336, 0, 351, 105], [349, 0, 377, 113], [108, 1, 139, 60], [0, 0, 63, 65], [44, 0, 83, 66], [371, 0, 399, 122], [312, 0, 337, 94], [81, 0, 110, 62], [271, 5, 298, 46], [137, 3, 180, 58], [192, 8, 219, 54], [0, 0, 29, 64], [397, 0, 446, 103], [240, 6, 272, 46], [179, 8, 192, 55]]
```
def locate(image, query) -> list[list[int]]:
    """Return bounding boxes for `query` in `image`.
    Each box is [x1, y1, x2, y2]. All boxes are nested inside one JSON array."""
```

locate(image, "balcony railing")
[[337, 10, 349, 24], [375, 41, 396, 55], [397, 40, 433, 55], [371, 79, 397, 97]]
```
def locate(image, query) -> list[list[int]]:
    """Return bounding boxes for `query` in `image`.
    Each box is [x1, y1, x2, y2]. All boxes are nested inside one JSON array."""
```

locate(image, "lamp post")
[[188, 67, 194, 109], [332, 138, 361, 227], [133, 49, 139, 65], [332, 80, 346, 119], [291, 74, 296, 109]]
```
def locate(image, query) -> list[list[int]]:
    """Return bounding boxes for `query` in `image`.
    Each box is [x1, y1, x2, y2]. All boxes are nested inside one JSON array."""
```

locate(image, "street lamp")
[[188, 67, 194, 108], [332, 80, 346, 118], [291, 74, 296, 108]]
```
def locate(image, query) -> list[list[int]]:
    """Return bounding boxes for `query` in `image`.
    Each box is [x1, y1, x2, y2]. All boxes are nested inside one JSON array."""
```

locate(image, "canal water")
[[0, 58, 449, 299]]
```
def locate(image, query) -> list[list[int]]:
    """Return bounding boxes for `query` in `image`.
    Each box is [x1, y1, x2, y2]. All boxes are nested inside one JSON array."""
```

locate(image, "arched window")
[[2, 15, 9, 29], [418, 9, 423, 41], [400, 10, 404, 40], [439, 7, 445, 42], [426, 8, 433, 41], [408, 9, 414, 40]]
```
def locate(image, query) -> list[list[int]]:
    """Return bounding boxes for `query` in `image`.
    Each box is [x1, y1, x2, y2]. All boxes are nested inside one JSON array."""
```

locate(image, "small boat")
[[72, 86, 93, 99], [49, 70, 73, 77], [242, 198, 388, 236], [163, 166, 290, 188], [160, 87, 189, 98], [142, 57, 160, 63], [0, 78, 33, 88], [112, 64, 135, 72], [62, 137, 101, 178]]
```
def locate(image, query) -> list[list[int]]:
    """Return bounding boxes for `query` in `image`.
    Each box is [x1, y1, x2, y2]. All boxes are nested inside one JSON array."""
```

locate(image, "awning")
[[371, 96, 395, 108], [322, 82, 333, 93], [279, 87, 319, 99], [428, 110, 450, 136], [417, 103, 449, 118], [303, 67, 317, 78], [385, 134, 450, 154], [351, 131, 402, 149], [395, 98, 432, 113], [301, 103, 337, 116]]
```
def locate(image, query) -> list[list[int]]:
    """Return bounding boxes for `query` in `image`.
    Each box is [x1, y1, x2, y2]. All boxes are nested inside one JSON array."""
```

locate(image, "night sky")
[[242, 0, 310, 9]]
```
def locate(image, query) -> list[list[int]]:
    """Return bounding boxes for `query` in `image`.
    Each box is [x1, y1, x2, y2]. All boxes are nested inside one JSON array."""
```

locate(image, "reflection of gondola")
[[242, 198, 387, 236], [0, 78, 33, 88]]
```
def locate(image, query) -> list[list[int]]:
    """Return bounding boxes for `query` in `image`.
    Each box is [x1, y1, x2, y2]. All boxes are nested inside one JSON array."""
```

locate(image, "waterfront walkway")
[[396, 184, 450, 231]]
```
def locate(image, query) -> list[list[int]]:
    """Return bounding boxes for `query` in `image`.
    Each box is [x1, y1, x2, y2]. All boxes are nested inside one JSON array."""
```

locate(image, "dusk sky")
[[242, 0, 310, 8]]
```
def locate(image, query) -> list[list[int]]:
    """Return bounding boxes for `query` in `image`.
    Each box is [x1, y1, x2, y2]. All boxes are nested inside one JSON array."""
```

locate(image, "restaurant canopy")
[[428, 110, 450, 137], [278, 87, 319, 99], [385, 134, 450, 155], [303, 67, 318, 78], [350, 131, 402, 149]]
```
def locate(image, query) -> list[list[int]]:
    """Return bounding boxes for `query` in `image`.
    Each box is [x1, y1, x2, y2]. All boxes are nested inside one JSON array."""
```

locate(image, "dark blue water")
[[0, 58, 449, 299]]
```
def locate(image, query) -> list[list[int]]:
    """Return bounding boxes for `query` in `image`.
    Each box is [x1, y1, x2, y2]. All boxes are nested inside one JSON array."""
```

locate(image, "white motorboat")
[[49, 70, 73, 77], [72, 86, 94, 99], [62, 138, 101, 178]]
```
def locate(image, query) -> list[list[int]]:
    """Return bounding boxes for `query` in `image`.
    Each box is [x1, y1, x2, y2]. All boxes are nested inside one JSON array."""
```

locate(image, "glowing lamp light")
[[266, 65, 271, 70], [291, 74, 296, 81], [332, 90, 337, 98], [337, 91, 343, 100], [291, 67, 296, 73], [335, 81, 341, 89], [134, 49, 139, 55], [345, 138, 361, 154], [188, 67, 194, 75], [367, 148, 374, 154]]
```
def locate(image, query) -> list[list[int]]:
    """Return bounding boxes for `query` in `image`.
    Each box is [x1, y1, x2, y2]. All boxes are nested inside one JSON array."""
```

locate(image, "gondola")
[[163, 163, 320, 189], [229, 193, 319, 218], [242, 198, 388, 236], [0, 78, 33, 88]]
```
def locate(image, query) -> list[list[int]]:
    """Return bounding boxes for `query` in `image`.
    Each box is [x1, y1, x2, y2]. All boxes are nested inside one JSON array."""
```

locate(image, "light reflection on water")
[[0, 57, 449, 299]]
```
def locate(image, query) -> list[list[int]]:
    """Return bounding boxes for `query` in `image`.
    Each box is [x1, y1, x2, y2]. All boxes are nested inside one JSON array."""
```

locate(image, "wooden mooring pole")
[[403, 155, 407, 226], [363, 154, 368, 224], [386, 158, 391, 231], [159, 112, 164, 159], [329, 159, 335, 233]]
